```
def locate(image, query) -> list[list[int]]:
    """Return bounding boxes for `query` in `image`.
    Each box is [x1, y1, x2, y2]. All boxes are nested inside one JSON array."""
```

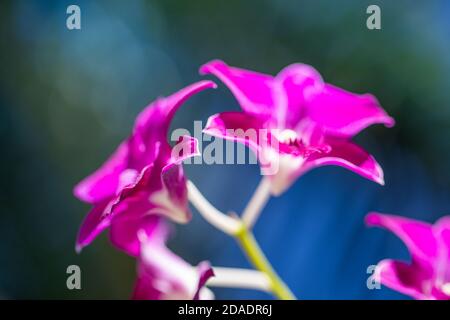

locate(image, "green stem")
[[235, 224, 296, 300]]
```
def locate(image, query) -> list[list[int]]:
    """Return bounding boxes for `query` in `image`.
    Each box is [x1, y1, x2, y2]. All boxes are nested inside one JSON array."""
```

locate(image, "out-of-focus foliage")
[[0, 0, 449, 299]]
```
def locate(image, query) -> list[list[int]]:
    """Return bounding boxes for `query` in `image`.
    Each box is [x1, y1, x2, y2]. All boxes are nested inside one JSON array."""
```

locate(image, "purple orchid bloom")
[[73, 81, 216, 255], [133, 219, 214, 300], [366, 212, 450, 300], [200, 60, 394, 195]]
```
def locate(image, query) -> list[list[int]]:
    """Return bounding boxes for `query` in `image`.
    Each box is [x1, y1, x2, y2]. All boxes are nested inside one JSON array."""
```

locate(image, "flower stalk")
[[242, 177, 272, 229], [188, 179, 296, 300], [207, 267, 271, 292], [235, 223, 296, 300], [187, 180, 241, 235]]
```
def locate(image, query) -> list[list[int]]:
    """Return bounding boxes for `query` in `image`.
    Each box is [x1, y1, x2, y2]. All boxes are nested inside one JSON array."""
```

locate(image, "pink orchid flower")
[[133, 219, 214, 300], [200, 60, 394, 195], [73, 81, 216, 254], [366, 212, 450, 300]]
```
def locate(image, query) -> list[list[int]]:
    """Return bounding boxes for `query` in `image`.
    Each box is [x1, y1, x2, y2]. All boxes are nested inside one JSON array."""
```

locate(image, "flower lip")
[[270, 129, 331, 158], [276, 129, 298, 144]]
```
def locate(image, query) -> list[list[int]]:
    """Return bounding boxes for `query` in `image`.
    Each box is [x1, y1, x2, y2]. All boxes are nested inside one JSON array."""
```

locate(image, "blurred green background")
[[0, 0, 449, 299]]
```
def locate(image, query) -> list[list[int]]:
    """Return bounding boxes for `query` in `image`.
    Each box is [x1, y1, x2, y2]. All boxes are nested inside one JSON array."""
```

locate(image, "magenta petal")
[[193, 262, 215, 300], [435, 217, 450, 283], [132, 272, 160, 300], [134, 81, 216, 141], [375, 259, 429, 300], [76, 200, 112, 252], [164, 80, 217, 121], [306, 84, 395, 137], [436, 216, 450, 251], [74, 141, 129, 204], [203, 111, 267, 151], [365, 213, 438, 261], [160, 163, 192, 223], [111, 162, 191, 226], [75, 82, 215, 253], [108, 136, 200, 250], [200, 60, 274, 115], [109, 217, 143, 257], [366, 213, 450, 299], [110, 215, 166, 257], [133, 234, 212, 300], [147, 136, 201, 223], [275, 63, 324, 128], [168, 135, 201, 166], [302, 139, 385, 185], [130, 81, 216, 168]]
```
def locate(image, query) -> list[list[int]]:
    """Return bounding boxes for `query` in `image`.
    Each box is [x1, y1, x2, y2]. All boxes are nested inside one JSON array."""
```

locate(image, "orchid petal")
[[133, 233, 213, 300], [77, 165, 156, 252], [78, 158, 187, 255], [306, 84, 395, 137], [200, 60, 274, 115], [110, 163, 191, 227], [168, 135, 201, 166], [365, 213, 438, 262], [73, 142, 129, 204], [203, 111, 267, 152], [302, 139, 385, 185], [134, 81, 216, 142], [75, 82, 214, 251], [436, 216, 450, 254], [435, 217, 450, 284], [130, 80, 216, 168], [193, 262, 215, 300], [374, 259, 429, 300], [110, 215, 166, 257], [76, 200, 112, 252], [366, 213, 450, 299], [274, 63, 324, 128]]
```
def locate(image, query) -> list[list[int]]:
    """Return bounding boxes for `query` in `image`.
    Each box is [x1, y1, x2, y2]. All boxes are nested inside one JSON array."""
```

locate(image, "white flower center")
[[148, 187, 188, 223], [277, 129, 298, 143], [442, 283, 450, 296]]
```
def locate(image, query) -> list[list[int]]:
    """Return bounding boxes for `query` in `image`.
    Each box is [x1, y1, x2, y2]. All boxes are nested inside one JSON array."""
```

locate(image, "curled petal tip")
[[203, 114, 215, 129], [199, 79, 218, 89], [199, 59, 227, 75], [371, 158, 385, 186], [75, 243, 83, 254], [202, 116, 220, 136], [73, 184, 88, 203], [436, 215, 450, 226], [386, 116, 396, 128], [377, 175, 385, 186], [73, 185, 81, 198], [365, 212, 385, 226]]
